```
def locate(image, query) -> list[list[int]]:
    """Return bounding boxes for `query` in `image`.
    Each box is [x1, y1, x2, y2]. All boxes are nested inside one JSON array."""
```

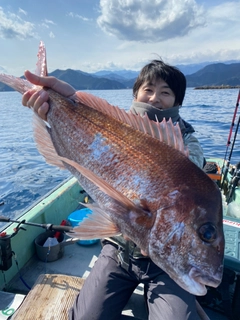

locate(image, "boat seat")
[[10, 274, 84, 320], [10, 273, 145, 320]]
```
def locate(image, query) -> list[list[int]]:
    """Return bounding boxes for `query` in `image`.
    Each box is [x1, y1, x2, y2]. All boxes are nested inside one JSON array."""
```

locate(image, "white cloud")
[[0, 6, 36, 40], [166, 48, 240, 65], [44, 19, 56, 25], [0, 65, 7, 73], [75, 14, 91, 21], [41, 23, 49, 29], [208, 1, 239, 21], [78, 57, 150, 73], [67, 12, 91, 21], [41, 19, 56, 29], [166, 1, 240, 64], [205, 1, 239, 37], [19, 8, 27, 16], [97, 0, 206, 42], [49, 31, 55, 38]]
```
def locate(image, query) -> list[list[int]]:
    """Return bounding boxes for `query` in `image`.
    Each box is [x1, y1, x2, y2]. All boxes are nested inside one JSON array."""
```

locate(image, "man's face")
[[135, 78, 177, 110]]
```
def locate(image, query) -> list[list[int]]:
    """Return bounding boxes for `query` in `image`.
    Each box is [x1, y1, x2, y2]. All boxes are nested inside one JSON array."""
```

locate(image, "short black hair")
[[133, 60, 186, 106]]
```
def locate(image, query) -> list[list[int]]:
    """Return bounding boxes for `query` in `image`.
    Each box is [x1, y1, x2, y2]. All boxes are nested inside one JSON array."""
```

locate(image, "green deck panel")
[[0, 177, 85, 290]]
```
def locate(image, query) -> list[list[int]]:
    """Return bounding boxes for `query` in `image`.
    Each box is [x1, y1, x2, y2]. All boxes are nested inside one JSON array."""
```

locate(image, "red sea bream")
[[0, 42, 224, 296]]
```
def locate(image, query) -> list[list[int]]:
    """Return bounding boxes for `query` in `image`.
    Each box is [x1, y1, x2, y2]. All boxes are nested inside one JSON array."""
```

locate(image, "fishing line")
[[1, 269, 7, 290], [221, 90, 240, 189], [12, 251, 31, 290]]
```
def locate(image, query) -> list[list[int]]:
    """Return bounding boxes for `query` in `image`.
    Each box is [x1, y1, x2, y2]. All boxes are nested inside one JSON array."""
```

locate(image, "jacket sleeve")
[[183, 133, 204, 169]]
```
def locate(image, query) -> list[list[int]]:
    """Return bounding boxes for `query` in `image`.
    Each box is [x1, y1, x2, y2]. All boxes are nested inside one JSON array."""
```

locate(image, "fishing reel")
[[0, 219, 27, 271], [226, 162, 240, 204], [0, 234, 13, 271]]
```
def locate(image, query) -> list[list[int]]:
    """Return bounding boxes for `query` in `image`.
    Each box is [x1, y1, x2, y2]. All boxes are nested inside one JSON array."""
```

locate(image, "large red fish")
[[0, 42, 224, 296]]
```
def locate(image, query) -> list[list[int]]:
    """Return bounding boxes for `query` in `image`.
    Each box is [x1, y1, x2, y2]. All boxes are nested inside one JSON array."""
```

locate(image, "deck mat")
[[11, 274, 84, 320]]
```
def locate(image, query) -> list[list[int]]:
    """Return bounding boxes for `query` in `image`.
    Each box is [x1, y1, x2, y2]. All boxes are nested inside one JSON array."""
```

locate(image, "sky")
[[0, 0, 239, 76]]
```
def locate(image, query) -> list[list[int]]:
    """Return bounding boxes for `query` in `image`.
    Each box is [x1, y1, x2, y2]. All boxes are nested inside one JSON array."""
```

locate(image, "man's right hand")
[[22, 70, 76, 121]]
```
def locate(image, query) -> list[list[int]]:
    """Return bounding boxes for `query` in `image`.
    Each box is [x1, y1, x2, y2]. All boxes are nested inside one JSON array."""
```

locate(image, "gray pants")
[[69, 244, 200, 320]]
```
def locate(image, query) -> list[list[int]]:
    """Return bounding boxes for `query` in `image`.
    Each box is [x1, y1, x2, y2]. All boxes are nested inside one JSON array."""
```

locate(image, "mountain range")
[[0, 61, 240, 91]]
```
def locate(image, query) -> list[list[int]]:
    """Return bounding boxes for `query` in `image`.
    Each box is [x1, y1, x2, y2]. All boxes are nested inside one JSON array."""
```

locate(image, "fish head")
[[148, 181, 224, 296]]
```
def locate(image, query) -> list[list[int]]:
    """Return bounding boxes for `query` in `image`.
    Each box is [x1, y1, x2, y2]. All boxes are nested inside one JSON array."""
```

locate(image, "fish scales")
[[46, 89, 212, 213], [0, 42, 224, 296]]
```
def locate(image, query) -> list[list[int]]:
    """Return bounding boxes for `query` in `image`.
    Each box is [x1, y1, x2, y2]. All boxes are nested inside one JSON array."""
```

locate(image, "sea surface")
[[1, 88, 240, 230]]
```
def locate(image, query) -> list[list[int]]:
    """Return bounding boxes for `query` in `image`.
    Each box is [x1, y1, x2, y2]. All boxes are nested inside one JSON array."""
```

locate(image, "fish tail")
[[35, 41, 48, 77], [0, 74, 33, 94], [0, 40, 47, 93]]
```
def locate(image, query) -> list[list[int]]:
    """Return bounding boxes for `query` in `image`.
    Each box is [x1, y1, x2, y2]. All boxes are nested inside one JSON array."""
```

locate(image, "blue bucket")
[[68, 208, 99, 245]]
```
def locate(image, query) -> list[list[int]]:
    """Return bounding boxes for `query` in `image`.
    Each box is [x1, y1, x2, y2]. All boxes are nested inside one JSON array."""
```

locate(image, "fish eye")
[[198, 223, 217, 243]]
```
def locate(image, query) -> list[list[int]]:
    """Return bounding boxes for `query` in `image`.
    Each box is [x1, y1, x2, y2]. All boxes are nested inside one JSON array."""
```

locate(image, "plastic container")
[[35, 231, 65, 262], [68, 208, 99, 245]]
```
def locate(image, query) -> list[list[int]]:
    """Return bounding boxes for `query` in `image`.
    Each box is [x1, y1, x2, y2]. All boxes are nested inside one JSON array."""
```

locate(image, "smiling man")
[[130, 60, 204, 169]]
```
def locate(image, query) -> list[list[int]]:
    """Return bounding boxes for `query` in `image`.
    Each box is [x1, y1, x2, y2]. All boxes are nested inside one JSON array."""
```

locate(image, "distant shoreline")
[[194, 85, 240, 90]]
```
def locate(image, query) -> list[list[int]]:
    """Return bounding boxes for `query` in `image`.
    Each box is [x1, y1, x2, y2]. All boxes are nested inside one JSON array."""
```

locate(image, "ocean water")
[[1, 88, 240, 230]]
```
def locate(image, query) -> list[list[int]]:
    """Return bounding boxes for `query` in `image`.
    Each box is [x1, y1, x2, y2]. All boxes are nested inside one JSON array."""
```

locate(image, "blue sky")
[[0, 0, 239, 76]]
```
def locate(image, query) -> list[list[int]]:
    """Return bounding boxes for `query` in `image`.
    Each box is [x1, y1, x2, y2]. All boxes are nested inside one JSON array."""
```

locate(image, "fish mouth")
[[189, 266, 223, 290], [179, 266, 223, 296]]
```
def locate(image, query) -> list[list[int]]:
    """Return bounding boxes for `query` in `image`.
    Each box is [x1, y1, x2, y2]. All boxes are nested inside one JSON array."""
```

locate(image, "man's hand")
[[22, 70, 76, 121]]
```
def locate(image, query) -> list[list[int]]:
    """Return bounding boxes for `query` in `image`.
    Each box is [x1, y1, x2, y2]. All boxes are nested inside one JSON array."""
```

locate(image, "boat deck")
[[6, 235, 228, 320]]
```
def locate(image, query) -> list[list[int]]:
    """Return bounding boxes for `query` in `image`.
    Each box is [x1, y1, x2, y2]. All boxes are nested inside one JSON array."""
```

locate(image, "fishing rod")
[[0, 215, 74, 235], [226, 89, 240, 150], [227, 113, 240, 168], [224, 113, 240, 203], [221, 89, 240, 189]]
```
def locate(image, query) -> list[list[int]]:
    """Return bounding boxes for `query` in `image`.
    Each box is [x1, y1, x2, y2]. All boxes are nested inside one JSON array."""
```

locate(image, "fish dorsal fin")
[[74, 91, 188, 157], [32, 113, 66, 169]]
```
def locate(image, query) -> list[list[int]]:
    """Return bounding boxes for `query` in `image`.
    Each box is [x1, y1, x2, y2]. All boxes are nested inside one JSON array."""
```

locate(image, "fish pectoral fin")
[[33, 113, 66, 169], [70, 203, 120, 239]]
